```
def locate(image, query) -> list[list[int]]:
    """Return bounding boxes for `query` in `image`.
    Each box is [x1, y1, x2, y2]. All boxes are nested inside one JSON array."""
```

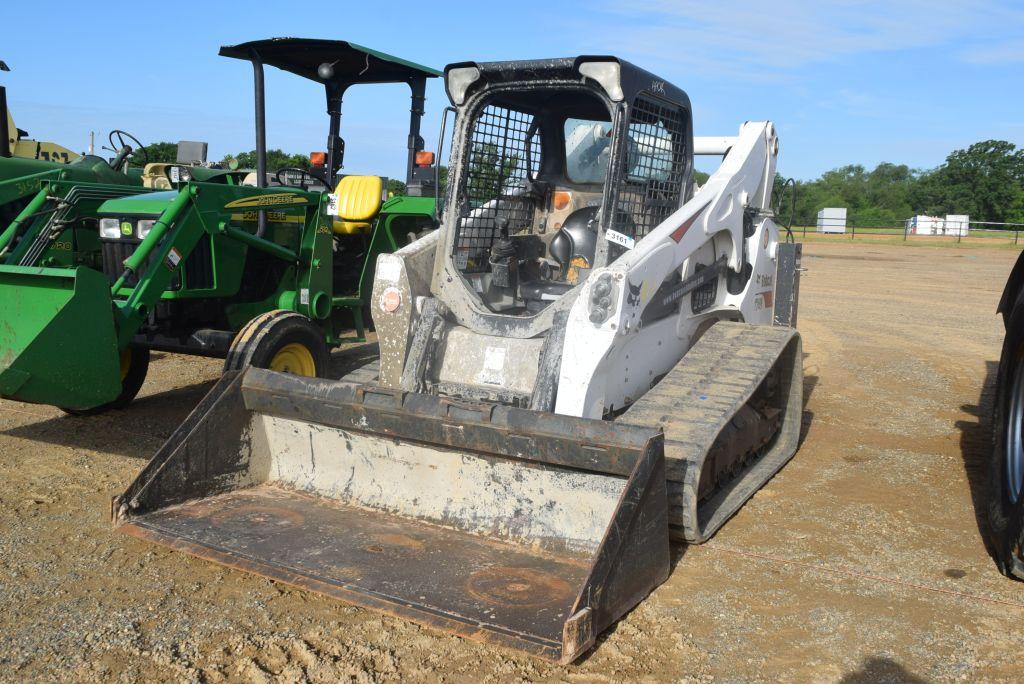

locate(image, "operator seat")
[[332, 175, 384, 235]]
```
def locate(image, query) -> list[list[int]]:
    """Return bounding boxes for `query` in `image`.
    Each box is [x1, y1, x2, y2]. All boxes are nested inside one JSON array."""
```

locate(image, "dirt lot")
[[1, 241, 1022, 682]]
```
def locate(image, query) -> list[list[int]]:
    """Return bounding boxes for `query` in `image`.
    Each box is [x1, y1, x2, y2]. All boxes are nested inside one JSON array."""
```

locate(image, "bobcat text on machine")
[[116, 56, 804, 663], [0, 38, 439, 413]]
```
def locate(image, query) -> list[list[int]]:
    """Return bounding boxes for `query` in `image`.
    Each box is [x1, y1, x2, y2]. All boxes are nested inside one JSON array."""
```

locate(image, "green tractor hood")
[[98, 190, 178, 216]]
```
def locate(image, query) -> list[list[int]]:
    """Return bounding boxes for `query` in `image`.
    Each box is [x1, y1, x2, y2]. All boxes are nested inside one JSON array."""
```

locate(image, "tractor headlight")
[[136, 219, 156, 239], [99, 218, 122, 239], [170, 165, 191, 183]]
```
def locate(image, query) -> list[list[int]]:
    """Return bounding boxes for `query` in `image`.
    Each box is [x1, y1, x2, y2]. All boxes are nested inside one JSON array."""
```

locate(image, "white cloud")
[[577, 0, 1023, 78]]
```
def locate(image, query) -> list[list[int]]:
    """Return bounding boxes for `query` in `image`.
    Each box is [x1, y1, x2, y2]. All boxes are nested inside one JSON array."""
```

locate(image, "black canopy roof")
[[219, 38, 440, 86], [444, 56, 690, 112]]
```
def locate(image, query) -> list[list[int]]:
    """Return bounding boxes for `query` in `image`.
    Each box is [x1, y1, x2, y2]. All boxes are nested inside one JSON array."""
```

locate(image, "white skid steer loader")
[[114, 56, 803, 663]]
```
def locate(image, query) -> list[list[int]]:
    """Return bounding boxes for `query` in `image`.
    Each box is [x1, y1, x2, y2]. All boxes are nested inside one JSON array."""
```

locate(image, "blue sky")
[[4, 0, 1022, 181]]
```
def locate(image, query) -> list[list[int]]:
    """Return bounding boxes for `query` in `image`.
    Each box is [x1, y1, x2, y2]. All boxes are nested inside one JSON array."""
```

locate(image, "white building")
[[944, 214, 970, 237], [817, 207, 847, 234], [906, 215, 944, 235], [905, 214, 970, 236]]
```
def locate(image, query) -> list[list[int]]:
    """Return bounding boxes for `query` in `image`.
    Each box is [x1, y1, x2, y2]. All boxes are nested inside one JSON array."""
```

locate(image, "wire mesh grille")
[[453, 105, 542, 273], [612, 96, 687, 240]]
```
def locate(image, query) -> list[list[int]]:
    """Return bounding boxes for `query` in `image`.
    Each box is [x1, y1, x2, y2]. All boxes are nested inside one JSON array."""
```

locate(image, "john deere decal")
[[224, 193, 310, 209]]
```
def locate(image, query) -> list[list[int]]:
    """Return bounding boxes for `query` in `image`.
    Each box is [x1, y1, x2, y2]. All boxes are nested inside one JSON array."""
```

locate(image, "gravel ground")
[[1, 241, 1022, 682]]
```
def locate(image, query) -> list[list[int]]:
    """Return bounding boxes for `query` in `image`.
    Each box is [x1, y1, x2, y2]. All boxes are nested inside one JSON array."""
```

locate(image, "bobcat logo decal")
[[626, 279, 643, 307]]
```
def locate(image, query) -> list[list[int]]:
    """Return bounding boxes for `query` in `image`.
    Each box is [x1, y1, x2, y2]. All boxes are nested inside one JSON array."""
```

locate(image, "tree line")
[[776, 140, 1024, 227], [140, 138, 1024, 227]]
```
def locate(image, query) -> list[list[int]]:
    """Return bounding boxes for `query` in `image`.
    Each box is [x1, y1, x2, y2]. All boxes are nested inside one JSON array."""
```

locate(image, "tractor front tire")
[[225, 310, 328, 378], [62, 346, 151, 416], [989, 289, 1024, 580]]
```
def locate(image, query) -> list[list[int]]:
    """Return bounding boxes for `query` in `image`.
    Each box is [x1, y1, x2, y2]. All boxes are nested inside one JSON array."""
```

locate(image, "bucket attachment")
[[0, 265, 122, 409], [114, 369, 669, 663]]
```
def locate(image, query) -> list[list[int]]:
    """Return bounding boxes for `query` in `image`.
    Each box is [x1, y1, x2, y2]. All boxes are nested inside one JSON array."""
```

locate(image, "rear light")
[[415, 151, 435, 167], [310, 151, 327, 167], [553, 191, 571, 211]]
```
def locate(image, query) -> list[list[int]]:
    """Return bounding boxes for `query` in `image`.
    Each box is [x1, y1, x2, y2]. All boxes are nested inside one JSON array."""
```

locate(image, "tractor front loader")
[[116, 57, 803, 662], [0, 38, 440, 413]]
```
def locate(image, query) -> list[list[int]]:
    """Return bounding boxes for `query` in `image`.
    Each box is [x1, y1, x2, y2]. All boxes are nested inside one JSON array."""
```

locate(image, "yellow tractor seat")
[[331, 175, 384, 235]]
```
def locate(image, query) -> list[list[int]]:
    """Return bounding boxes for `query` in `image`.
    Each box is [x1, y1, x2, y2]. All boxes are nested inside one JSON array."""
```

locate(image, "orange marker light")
[[415, 151, 435, 166], [309, 151, 327, 167], [553, 191, 571, 211]]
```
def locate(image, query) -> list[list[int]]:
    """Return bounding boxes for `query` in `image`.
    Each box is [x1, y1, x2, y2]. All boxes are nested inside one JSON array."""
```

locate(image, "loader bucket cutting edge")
[[114, 368, 670, 662], [0, 265, 122, 408]]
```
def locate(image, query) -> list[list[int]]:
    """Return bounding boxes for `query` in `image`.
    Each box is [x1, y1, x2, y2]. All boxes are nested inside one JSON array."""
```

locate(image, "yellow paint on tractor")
[[6, 109, 80, 164], [268, 342, 316, 376]]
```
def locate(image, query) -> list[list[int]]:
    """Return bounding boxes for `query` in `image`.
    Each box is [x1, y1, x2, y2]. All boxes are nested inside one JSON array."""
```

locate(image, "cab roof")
[[219, 38, 441, 86]]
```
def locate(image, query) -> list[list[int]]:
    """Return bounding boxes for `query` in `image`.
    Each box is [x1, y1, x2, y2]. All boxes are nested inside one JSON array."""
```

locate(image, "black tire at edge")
[[988, 288, 1024, 580]]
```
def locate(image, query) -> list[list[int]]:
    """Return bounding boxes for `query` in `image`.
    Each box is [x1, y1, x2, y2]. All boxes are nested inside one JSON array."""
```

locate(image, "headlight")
[[99, 218, 121, 239], [170, 166, 191, 183], [136, 219, 156, 239]]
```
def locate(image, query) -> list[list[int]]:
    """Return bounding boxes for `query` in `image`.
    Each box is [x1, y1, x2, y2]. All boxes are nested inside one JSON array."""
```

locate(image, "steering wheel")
[[108, 129, 149, 165], [275, 167, 330, 189]]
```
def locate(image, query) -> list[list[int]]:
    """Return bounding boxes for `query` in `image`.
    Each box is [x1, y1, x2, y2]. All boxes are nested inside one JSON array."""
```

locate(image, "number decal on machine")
[[606, 229, 635, 250]]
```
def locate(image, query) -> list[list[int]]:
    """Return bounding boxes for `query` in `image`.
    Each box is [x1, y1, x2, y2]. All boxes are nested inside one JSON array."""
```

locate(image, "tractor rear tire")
[[225, 310, 328, 378], [989, 289, 1024, 580], [62, 346, 151, 416]]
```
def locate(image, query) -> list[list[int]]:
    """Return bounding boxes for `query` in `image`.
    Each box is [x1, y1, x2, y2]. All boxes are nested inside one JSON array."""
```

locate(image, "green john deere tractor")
[[0, 38, 440, 413]]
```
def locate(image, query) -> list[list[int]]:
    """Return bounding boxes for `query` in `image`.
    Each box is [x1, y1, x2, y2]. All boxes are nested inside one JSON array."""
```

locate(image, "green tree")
[[137, 141, 178, 165], [225, 149, 311, 172], [465, 143, 521, 207], [386, 178, 407, 197], [913, 140, 1024, 223]]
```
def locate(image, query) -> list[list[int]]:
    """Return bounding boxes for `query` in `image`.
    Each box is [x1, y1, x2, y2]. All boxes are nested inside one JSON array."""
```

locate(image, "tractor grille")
[[101, 236, 214, 291], [184, 237, 215, 289], [453, 104, 542, 273], [614, 96, 688, 240]]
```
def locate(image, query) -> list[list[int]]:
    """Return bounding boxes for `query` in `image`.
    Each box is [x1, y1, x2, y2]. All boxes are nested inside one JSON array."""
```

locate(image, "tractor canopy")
[[218, 38, 441, 87], [218, 38, 441, 192]]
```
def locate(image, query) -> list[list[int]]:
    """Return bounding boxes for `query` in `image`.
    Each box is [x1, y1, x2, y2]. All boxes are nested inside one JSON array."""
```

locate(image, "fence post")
[[803, 224, 807, 238], [903, 222, 908, 241], [851, 221, 855, 239], [1016, 229, 1019, 245]]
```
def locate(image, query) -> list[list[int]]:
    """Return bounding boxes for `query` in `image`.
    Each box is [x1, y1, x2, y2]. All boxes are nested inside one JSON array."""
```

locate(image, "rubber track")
[[621, 322, 803, 543]]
